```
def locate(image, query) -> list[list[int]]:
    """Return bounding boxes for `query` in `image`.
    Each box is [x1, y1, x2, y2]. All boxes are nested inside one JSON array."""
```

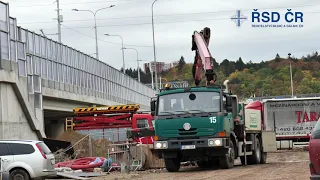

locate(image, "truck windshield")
[[157, 91, 221, 115]]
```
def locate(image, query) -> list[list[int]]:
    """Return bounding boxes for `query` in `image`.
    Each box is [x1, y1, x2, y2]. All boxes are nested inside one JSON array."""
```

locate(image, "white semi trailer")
[[262, 97, 320, 148]]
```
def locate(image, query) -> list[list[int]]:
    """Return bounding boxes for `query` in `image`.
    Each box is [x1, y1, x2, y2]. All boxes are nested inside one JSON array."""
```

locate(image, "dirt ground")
[[93, 150, 310, 180]]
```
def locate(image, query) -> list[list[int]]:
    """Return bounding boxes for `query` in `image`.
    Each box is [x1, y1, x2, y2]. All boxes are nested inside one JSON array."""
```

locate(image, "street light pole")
[[137, 60, 143, 83], [105, 34, 125, 73], [123, 47, 140, 82], [152, 0, 159, 91], [288, 53, 294, 98], [72, 5, 115, 59], [93, 16, 99, 59]]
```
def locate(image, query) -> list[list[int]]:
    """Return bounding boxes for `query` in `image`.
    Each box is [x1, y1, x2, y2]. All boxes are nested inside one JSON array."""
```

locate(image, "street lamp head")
[[72, 9, 79, 11], [110, 5, 115, 7], [104, 34, 110, 36]]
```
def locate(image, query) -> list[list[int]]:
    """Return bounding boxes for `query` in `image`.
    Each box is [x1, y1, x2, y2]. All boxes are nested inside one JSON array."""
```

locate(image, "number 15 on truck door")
[[210, 117, 216, 123]]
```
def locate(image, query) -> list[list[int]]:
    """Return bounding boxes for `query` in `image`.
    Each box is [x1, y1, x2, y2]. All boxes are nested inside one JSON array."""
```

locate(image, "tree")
[[275, 53, 281, 62], [120, 51, 320, 99], [178, 56, 186, 71], [220, 59, 230, 76], [211, 57, 219, 69], [235, 57, 245, 71]]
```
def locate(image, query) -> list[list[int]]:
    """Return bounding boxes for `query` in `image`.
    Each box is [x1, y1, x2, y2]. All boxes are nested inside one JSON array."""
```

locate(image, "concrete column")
[[0, 83, 38, 140]]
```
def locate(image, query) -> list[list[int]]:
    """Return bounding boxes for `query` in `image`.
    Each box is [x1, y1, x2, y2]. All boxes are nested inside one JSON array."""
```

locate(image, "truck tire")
[[260, 152, 267, 164], [164, 158, 180, 172], [219, 140, 235, 169], [247, 135, 262, 165]]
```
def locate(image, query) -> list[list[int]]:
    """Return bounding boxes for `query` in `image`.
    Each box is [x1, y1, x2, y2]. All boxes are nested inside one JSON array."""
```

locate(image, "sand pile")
[[129, 145, 165, 169], [142, 145, 165, 169]]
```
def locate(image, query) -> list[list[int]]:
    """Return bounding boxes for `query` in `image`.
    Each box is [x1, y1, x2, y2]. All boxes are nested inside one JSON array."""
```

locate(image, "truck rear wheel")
[[260, 152, 267, 164], [164, 158, 180, 172], [247, 135, 262, 165], [219, 140, 235, 169]]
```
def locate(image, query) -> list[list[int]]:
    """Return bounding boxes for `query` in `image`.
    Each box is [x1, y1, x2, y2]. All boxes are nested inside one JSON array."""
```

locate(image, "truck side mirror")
[[150, 100, 156, 112], [226, 96, 238, 117], [226, 96, 233, 112]]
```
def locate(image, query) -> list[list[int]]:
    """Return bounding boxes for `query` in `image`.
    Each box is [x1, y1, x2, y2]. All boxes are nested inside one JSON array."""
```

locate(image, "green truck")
[[150, 81, 277, 172]]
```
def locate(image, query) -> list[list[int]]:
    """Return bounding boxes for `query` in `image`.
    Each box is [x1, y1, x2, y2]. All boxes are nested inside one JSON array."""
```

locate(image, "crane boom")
[[191, 27, 217, 86]]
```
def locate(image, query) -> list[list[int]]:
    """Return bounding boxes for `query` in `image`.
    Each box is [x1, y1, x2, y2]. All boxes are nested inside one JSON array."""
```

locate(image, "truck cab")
[[130, 113, 155, 144]]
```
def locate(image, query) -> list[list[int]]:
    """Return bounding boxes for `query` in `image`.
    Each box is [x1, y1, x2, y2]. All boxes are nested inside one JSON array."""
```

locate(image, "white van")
[[0, 140, 57, 180]]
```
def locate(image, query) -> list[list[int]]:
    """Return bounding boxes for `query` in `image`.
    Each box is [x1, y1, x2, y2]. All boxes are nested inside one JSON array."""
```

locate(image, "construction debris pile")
[[53, 131, 164, 172], [51, 103, 165, 173]]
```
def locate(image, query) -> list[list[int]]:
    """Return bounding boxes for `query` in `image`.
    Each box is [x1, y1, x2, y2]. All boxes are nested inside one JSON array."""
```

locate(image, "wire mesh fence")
[[89, 131, 144, 172], [55, 130, 144, 172]]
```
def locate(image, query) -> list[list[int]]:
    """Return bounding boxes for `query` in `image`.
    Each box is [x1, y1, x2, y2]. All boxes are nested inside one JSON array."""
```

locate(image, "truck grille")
[[178, 128, 197, 136]]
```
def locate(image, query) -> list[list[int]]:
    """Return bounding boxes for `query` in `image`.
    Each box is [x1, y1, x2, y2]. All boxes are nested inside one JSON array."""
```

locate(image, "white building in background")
[[144, 61, 179, 73]]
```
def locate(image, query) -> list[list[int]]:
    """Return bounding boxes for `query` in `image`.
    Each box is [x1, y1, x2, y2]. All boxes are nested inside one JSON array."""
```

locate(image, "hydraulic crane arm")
[[191, 27, 217, 86]]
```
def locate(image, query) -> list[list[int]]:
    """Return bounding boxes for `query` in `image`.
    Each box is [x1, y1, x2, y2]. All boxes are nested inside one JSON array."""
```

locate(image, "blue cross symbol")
[[230, 10, 248, 27]]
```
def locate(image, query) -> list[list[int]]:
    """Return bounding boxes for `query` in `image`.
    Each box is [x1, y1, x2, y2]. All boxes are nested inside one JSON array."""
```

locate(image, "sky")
[[3, 0, 320, 71]]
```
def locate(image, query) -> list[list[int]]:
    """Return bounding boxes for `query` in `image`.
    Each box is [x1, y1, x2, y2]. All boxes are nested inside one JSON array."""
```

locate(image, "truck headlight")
[[214, 139, 221, 146], [208, 138, 222, 146], [209, 140, 214, 146], [154, 141, 168, 149]]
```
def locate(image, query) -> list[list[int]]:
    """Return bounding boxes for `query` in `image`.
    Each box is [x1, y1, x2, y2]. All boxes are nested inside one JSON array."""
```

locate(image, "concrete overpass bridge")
[[0, 1, 156, 140]]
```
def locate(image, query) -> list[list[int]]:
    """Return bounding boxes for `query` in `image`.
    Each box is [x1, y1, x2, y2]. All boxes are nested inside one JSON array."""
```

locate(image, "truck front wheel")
[[219, 140, 235, 169], [164, 158, 180, 172]]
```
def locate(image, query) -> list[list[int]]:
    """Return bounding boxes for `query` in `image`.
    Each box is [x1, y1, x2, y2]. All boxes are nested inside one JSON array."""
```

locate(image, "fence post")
[[140, 144, 142, 170], [88, 133, 93, 157], [127, 140, 131, 172]]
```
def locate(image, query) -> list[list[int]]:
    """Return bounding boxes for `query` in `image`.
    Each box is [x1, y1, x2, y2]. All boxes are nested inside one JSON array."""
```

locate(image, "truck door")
[[0, 143, 14, 172]]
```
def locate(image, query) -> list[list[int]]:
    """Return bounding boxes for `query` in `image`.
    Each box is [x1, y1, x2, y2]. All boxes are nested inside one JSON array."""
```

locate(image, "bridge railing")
[[0, 1, 156, 108]]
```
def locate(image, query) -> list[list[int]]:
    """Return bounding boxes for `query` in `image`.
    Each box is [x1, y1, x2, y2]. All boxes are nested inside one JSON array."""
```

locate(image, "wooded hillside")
[[124, 52, 320, 99]]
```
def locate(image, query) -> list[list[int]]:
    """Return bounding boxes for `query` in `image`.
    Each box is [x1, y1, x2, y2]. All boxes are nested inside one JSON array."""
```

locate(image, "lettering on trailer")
[[296, 111, 320, 123], [265, 100, 320, 136], [277, 126, 314, 136], [269, 102, 320, 108]]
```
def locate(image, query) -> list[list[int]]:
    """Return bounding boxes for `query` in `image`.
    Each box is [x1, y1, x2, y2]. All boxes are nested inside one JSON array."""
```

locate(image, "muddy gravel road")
[[93, 150, 310, 180]]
